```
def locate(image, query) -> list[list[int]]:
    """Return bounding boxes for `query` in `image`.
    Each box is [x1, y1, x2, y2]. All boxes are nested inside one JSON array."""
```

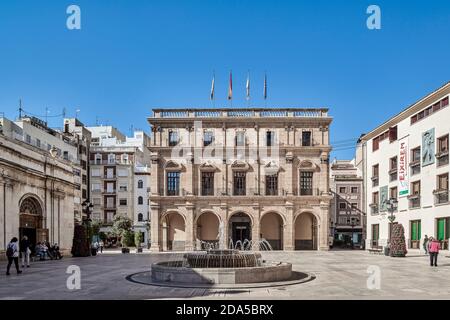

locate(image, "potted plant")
[[135, 231, 144, 253], [112, 215, 133, 253]]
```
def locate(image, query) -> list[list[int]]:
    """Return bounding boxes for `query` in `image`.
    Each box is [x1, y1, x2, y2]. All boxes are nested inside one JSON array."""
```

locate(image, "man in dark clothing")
[[20, 236, 31, 268]]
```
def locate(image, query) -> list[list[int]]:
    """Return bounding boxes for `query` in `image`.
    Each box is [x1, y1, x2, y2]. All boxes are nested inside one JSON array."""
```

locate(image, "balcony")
[[410, 161, 421, 175], [433, 189, 449, 205], [436, 150, 449, 167], [102, 205, 117, 210], [369, 203, 379, 215], [408, 194, 421, 209], [389, 169, 398, 182], [153, 108, 329, 119], [371, 176, 379, 187], [104, 174, 116, 180], [103, 189, 116, 194]]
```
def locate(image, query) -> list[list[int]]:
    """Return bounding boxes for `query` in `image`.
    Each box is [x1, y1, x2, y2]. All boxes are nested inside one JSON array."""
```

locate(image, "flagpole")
[[247, 70, 251, 108]]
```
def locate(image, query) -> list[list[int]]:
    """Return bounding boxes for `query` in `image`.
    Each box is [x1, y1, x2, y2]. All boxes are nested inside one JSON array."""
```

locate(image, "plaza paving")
[[0, 250, 449, 300]]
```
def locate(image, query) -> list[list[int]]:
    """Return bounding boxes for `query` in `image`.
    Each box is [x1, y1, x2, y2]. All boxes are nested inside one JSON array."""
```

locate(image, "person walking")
[[423, 235, 429, 255], [428, 237, 440, 267], [19, 236, 31, 268], [99, 240, 104, 253], [6, 237, 22, 275]]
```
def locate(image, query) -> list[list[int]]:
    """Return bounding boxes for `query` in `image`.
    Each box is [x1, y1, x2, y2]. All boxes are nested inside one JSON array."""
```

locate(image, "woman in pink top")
[[428, 237, 440, 267]]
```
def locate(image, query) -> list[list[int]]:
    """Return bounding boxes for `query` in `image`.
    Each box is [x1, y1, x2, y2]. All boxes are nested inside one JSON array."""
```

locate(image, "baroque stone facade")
[[148, 108, 332, 251], [0, 134, 77, 255]]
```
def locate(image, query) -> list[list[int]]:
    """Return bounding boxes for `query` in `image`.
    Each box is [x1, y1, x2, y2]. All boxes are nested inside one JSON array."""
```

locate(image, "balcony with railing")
[[103, 189, 116, 194], [371, 176, 379, 187], [152, 187, 324, 197], [436, 150, 449, 166], [152, 108, 329, 119], [369, 203, 379, 215], [408, 194, 421, 209], [434, 189, 449, 205]]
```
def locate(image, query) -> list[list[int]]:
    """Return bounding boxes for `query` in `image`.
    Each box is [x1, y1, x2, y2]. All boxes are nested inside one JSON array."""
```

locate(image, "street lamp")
[[82, 200, 94, 246], [385, 198, 398, 245]]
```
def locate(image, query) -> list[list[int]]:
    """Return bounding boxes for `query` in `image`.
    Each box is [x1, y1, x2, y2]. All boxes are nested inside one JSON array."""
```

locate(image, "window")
[[372, 164, 379, 187], [201, 172, 214, 196], [266, 131, 275, 147], [437, 135, 449, 166], [410, 220, 421, 249], [389, 126, 398, 142], [36, 139, 41, 148], [351, 203, 358, 210], [411, 147, 421, 175], [63, 151, 69, 160], [412, 180, 421, 195], [351, 187, 358, 194], [203, 131, 214, 147], [95, 154, 102, 164], [302, 131, 312, 146], [93, 198, 101, 205], [372, 136, 379, 152], [371, 224, 380, 248], [138, 196, 143, 205], [437, 173, 449, 190], [121, 154, 129, 164], [300, 171, 313, 195], [390, 186, 398, 200], [82, 189, 87, 199], [339, 203, 347, 210], [119, 199, 127, 206], [119, 185, 127, 192], [389, 156, 398, 181], [138, 213, 143, 222], [167, 172, 180, 196], [235, 131, 245, 147], [92, 183, 101, 192], [138, 180, 143, 189], [168, 131, 179, 146], [436, 217, 450, 249], [108, 154, 115, 164], [233, 172, 246, 195], [25, 134, 31, 144], [265, 174, 278, 196], [411, 96, 450, 125], [82, 174, 87, 184], [91, 169, 101, 177], [372, 192, 379, 205], [339, 187, 346, 194]]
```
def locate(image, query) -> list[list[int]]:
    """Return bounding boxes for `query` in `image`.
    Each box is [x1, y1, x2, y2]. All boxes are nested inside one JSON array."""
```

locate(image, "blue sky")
[[0, 0, 449, 159]]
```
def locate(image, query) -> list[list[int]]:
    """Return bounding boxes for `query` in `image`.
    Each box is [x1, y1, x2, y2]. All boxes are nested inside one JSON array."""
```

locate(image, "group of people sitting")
[[34, 241, 63, 261]]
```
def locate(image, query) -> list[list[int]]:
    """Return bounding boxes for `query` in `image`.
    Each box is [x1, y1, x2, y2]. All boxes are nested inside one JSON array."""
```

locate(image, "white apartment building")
[[358, 82, 450, 252], [88, 127, 151, 236], [134, 165, 151, 247]]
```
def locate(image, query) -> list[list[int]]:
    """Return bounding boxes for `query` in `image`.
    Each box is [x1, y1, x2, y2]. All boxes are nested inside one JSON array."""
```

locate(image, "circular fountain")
[[151, 249, 293, 285]]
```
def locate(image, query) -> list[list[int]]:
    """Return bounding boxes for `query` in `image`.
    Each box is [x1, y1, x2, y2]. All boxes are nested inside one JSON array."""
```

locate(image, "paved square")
[[1, 250, 449, 300]]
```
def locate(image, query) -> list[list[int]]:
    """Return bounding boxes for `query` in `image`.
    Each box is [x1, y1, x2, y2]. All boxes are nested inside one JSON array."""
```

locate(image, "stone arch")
[[228, 211, 253, 247], [260, 211, 284, 250], [196, 211, 221, 249], [294, 211, 318, 250], [18, 194, 45, 246], [160, 210, 186, 251]]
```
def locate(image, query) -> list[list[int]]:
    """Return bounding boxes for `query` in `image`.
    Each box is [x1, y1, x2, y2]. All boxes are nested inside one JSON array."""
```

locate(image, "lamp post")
[[385, 198, 398, 244], [82, 200, 94, 247]]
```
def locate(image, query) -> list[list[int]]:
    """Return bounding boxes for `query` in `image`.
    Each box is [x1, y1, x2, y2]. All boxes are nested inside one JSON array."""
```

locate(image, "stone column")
[[185, 202, 195, 251], [283, 202, 295, 250], [149, 203, 161, 252], [150, 155, 159, 196], [251, 206, 260, 250], [285, 154, 294, 195], [318, 202, 330, 251], [0, 179, 5, 250]]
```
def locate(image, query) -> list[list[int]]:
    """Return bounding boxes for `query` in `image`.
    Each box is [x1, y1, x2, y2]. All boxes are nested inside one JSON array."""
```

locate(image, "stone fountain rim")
[[126, 270, 315, 289], [151, 260, 290, 270]]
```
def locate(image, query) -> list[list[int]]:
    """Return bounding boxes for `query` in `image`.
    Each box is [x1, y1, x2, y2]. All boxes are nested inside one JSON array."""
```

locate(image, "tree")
[[135, 231, 144, 248], [71, 225, 90, 257], [112, 215, 133, 248], [390, 223, 408, 257]]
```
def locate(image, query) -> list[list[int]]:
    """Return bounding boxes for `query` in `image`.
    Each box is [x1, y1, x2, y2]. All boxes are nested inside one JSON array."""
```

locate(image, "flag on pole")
[[263, 73, 268, 100], [227, 71, 233, 100], [210, 73, 215, 100], [246, 72, 250, 101]]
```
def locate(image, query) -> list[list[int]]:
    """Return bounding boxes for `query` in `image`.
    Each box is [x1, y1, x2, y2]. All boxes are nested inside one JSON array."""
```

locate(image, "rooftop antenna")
[[18, 99, 23, 119], [62, 107, 66, 118], [45, 107, 50, 125]]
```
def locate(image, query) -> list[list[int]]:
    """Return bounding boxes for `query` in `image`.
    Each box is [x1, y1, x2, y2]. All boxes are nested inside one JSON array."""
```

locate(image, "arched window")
[[138, 180, 143, 189], [138, 196, 143, 205], [138, 213, 143, 222]]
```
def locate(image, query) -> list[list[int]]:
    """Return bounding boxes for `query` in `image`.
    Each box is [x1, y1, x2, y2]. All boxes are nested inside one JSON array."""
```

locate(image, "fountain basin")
[[184, 249, 262, 268], [151, 261, 292, 284]]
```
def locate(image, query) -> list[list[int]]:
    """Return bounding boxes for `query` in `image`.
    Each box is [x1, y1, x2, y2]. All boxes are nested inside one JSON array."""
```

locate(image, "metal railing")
[[434, 190, 449, 205], [408, 195, 421, 209]]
